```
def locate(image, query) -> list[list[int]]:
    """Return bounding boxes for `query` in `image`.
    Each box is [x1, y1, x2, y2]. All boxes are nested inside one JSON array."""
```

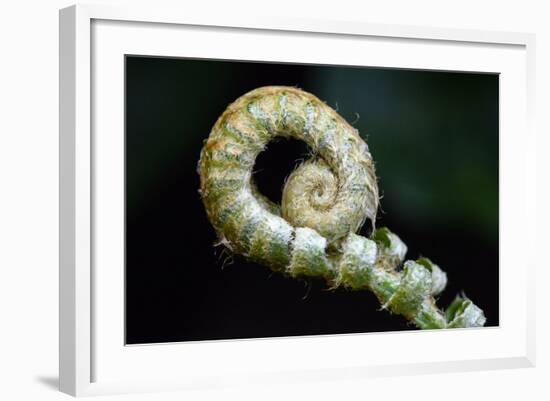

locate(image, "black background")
[[125, 56, 499, 344]]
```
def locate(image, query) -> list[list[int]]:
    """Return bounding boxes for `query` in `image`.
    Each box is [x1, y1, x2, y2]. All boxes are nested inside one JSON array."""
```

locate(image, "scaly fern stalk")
[[198, 86, 485, 329]]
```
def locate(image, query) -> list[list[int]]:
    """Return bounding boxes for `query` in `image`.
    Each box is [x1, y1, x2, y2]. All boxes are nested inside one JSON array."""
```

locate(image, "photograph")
[[125, 56, 499, 345], [2, 0, 545, 399]]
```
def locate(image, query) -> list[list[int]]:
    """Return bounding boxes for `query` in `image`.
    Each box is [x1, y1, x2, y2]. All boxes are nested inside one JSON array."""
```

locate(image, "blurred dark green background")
[[126, 56, 498, 344]]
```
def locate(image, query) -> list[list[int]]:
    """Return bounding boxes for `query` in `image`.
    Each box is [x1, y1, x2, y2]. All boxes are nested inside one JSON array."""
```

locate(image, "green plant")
[[198, 86, 485, 329]]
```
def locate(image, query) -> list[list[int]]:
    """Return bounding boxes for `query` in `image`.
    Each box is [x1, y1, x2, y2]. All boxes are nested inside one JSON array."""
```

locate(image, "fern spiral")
[[198, 86, 485, 329]]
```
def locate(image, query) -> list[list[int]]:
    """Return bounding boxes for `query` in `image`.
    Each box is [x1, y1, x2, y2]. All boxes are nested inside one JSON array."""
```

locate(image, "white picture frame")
[[59, 3, 536, 397]]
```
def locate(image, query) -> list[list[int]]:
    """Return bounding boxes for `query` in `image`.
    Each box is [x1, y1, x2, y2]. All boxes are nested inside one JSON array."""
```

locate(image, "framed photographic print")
[[59, 4, 536, 396]]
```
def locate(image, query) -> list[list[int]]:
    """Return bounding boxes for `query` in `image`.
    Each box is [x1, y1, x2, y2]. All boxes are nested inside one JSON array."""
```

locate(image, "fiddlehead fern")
[[198, 86, 485, 329]]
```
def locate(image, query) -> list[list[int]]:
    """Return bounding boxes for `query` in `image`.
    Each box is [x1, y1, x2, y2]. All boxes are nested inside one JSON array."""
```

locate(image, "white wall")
[[0, 0, 548, 399]]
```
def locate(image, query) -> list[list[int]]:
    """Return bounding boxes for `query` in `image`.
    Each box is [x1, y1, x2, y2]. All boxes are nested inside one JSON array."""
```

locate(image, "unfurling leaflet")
[[198, 86, 485, 329]]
